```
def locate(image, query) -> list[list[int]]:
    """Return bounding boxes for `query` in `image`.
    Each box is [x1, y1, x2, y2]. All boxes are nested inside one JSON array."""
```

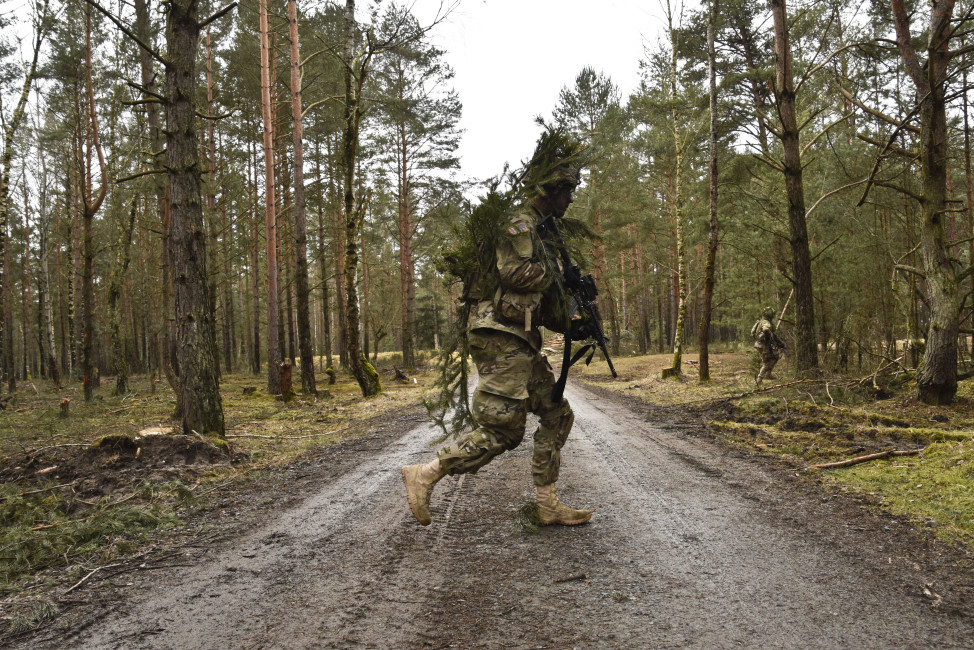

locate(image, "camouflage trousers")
[[756, 343, 780, 382], [438, 329, 574, 487]]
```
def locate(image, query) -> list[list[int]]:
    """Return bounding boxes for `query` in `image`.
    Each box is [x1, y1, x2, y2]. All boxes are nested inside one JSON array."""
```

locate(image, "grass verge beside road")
[[0, 358, 433, 600]]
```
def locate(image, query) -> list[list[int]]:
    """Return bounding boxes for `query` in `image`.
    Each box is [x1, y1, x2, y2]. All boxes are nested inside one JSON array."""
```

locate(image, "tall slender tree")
[[698, 0, 720, 382], [259, 0, 281, 394], [288, 0, 317, 395], [768, 0, 818, 374]]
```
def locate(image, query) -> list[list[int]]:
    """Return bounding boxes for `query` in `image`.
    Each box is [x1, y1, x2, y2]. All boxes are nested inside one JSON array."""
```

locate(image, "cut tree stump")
[[661, 367, 681, 379], [279, 361, 295, 403]]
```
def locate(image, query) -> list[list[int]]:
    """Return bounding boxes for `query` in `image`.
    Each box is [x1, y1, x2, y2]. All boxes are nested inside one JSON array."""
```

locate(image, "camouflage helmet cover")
[[762, 306, 775, 321], [520, 126, 585, 194]]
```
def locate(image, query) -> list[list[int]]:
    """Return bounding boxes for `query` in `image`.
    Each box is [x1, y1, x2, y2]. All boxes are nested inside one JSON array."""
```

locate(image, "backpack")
[[750, 319, 762, 340]]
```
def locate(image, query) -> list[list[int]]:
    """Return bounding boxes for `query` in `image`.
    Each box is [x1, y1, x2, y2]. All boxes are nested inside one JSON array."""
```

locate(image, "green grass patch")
[[827, 441, 974, 546]]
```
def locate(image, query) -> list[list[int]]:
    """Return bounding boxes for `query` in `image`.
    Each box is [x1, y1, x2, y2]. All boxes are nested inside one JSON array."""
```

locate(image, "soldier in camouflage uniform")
[[752, 306, 782, 386], [401, 162, 591, 527]]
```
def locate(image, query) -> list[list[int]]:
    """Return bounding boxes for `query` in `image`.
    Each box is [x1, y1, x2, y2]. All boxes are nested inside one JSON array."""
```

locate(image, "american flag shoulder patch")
[[508, 221, 530, 236]]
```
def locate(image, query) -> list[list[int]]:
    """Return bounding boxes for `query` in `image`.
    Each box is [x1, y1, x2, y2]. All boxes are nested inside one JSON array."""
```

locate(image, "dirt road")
[[30, 383, 974, 649]]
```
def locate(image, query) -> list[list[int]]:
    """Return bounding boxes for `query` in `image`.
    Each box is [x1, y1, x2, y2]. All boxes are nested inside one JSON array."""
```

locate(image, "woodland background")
[[1, 0, 974, 437]]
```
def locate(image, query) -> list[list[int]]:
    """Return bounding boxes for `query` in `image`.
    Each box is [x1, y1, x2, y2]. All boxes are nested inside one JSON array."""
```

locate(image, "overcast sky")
[[407, 0, 672, 184]]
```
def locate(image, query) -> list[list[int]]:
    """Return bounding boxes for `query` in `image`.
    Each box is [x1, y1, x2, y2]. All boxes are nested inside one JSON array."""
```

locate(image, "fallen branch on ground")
[[63, 563, 123, 595], [225, 426, 350, 441], [810, 446, 927, 470], [19, 481, 78, 496]]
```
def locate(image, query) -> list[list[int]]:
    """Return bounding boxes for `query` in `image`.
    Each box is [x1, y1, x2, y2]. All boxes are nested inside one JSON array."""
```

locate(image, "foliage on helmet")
[[518, 124, 588, 199]]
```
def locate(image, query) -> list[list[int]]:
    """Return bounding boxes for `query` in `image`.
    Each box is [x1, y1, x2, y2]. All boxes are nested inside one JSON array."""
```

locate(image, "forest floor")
[[1, 351, 973, 647]]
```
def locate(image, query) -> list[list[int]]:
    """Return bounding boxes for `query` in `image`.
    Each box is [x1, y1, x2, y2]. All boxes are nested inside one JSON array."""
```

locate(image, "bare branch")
[[83, 0, 166, 66], [752, 152, 785, 172], [800, 109, 856, 157], [838, 86, 920, 134], [894, 263, 926, 278], [198, 2, 237, 30], [805, 179, 869, 219], [856, 133, 916, 159], [811, 235, 842, 262]]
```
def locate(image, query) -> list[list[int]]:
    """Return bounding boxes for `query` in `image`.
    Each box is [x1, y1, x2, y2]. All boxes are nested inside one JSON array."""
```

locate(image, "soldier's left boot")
[[401, 458, 446, 525], [536, 484, 592, 526]]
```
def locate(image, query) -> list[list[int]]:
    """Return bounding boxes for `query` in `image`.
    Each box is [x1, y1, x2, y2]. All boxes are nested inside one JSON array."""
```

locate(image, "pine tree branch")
[[856, 133, 917, 159], [83, 0, 166, 67], [894, 263, 926, 278], [198, 2, 237, 30], [116, 168, 167, 184], [838, 86, 921, 134], [805, 179, 869, 219]]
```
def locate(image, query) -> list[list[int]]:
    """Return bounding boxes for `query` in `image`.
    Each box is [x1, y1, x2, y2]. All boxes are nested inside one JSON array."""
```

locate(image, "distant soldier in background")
[[752, 306, 785, 386]]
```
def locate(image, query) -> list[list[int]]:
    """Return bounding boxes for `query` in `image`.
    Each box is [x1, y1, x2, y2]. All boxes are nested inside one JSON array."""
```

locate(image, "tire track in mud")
[[560, 385, 974, 649], [34, 383, 974, 649]]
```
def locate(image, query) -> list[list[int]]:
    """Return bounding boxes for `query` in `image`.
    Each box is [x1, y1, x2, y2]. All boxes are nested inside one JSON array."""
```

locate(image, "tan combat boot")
[[401, 458, 445, 525], [536, 484, 592, 526]]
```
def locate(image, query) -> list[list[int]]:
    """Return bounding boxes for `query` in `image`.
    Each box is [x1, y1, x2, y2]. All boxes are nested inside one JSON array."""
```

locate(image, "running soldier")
[[401, 138, 591, 527]]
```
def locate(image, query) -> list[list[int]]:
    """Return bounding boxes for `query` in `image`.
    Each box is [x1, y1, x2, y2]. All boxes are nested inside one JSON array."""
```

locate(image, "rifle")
[[537, 214, 617, 402], [771, 331, 787, 352]]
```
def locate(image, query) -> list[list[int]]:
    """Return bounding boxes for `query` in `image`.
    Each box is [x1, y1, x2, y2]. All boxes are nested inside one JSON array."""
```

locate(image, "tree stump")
[[326, 366, 337, 385], [661, 367, 681, 379], [279, 360, 295, 402], [59, 398, 70, 418]]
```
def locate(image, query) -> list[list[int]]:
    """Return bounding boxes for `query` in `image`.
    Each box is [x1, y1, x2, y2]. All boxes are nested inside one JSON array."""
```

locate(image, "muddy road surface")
[[28, 383, 974, 649]]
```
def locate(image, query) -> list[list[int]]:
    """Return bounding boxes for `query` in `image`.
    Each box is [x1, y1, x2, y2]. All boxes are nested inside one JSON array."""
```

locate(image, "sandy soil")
[[18, 383, 974, 649]]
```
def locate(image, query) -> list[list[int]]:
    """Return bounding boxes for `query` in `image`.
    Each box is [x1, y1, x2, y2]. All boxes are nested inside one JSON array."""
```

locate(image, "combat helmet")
[[762, 306, 775, 321], [519, 126, 585, 197]]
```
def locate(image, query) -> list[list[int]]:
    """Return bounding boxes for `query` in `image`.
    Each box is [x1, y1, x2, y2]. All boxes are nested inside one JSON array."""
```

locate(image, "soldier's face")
[[548, 184, 574, 217]]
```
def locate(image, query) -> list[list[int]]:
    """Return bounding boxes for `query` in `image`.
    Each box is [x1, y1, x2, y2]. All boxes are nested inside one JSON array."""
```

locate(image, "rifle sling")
[[552, 336, 597, 403]]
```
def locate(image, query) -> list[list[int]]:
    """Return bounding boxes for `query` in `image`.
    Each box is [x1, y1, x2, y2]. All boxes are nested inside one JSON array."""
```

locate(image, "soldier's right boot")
[[536, 484, 592, 526], [401, 458, 445, 525]]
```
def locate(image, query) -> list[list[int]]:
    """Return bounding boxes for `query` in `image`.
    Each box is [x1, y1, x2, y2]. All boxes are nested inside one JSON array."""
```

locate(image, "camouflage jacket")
[[751, 318, 774, 348], [469, 205, 566, 350]]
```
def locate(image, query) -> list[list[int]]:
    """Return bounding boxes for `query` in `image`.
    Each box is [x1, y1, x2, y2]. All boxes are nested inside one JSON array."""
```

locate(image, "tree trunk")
[[398, 120, 415, 368], [81, 4, 108, 401], [327, 134, 348, 367], [248, 137, 262, 375], [890, 0, 961, 403], [135, 0, 177, 398], [166, 0, 225, 435], [0, 1, 45, 392], [315, 140, 333, 371], [342, 0, 381, 397], [770, 0, 818, 375], [204, 28, 221, 382], [966, 45, 974, 355], [698, 0, 719, 382], [259, 0, 281, 394], [666, 2, 687, 376], [110, 201, 138, 395], [287, 0, 317, 395], [39, 179, 60, 386]]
